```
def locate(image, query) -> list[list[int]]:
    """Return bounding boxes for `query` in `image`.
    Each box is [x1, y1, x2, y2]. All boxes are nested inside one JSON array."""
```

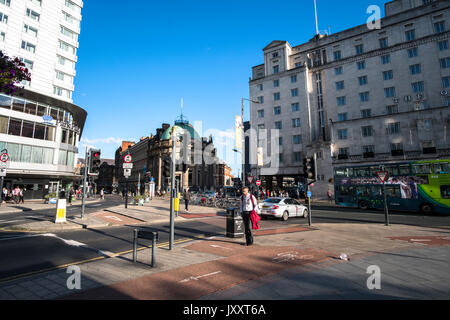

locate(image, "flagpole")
[[314, 0, 319, 35]]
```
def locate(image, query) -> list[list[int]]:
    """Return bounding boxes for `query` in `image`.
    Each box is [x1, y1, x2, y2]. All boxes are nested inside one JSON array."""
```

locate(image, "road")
[[0, 198, 449, 284]]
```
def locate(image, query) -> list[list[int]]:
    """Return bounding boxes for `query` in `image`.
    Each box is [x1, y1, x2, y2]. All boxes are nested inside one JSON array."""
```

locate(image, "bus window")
[[386, 186, 401, 198], [356, 186, 370, 197], [370, 186, 383, 197], [386, 166, 399, 176], [412, 164, 431, 174], [338, 186, 355, 196], [441, 186, 450, 199], [335, 168, 347, 177], [399, 164, 411, 175], [355, 167, 370, 177], [434, 163, 450, 174], [348, 168, 354, 177], [369, 166, 379, 176]]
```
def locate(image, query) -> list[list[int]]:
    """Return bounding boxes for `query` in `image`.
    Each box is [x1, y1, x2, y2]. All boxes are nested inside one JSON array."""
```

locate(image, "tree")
[[0, 51, 32, 95]]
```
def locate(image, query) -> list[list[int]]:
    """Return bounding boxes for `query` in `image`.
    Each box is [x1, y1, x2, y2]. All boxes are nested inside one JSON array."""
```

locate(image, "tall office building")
[[0, 0, 86, 199], [249, 0, 450, 197]]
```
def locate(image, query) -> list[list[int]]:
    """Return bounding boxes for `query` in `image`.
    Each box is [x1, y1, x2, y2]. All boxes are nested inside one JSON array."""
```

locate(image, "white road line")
[[210, 244, 231, 250], [104, 216, 123, 222], [179, 271, 222, 283]]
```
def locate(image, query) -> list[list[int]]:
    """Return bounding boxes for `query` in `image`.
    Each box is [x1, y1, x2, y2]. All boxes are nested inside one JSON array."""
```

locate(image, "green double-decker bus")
[[334, 160, 450, 214]]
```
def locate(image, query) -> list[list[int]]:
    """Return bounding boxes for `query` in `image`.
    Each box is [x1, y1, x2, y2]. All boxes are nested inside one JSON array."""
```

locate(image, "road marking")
[[104, 216, 123, 222], [179, 271, 222, 283], [410, 239, 431, 242], [210, 244, 231, 250]]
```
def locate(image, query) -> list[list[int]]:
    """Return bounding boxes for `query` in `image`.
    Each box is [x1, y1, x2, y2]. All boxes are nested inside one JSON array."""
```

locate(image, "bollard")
[[132, 229, 158, 267], [133, 229, 138, 263], [152, 232, 156, 268]]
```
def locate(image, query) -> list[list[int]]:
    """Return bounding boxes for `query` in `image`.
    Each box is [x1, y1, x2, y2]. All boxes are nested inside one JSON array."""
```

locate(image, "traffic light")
[[163, 157, 170, 178], [89, 149, 101, 175], [303, 156, 316, 182]]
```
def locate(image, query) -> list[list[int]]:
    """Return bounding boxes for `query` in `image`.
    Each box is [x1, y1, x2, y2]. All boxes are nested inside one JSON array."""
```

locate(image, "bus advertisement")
[[333, 160, 450, 214]]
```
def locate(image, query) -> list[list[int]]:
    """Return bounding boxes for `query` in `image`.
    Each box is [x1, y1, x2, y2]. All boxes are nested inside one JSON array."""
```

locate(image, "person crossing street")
[[240, 187, 258, 246]]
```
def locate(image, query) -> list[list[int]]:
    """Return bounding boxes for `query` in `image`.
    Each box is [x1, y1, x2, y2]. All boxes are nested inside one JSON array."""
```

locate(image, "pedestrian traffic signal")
[[303, 156, 316, 182], [89, 149, 101, 175], [163, 157, 170, 178]]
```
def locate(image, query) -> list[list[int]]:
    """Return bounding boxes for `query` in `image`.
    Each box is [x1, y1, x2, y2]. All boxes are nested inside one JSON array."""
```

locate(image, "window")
[[257, 124, 265, 130], [361, 109, 371, 118], [440, 57, 450, 69], [23, 24, 38, 37], [358, 76, 368, 86], [0, 32, 4, 41], [386, 105, 399, 114], [58, 150, 67, 165], [30, 0, 42, 6], [0, 115, 8, 133], [438, 40, 449, 51], [292, 118, 301, 128], [257, 110, 264, 118], [379, 38, 388, 48], [405, 29, 415, 41], [275, 121, 282, 130], [278, 137, 283, 146], [337, 96, 346, 106], [410, 64, 421, 75], [441, 186, 450, 199], [384, 87, 396, 98], [279, 153, 283, 163], [357, 61, 366, 70], [383, 70, 393, 80], [434, 21, 445, 34], [362, 145, 375, 153], [26, 9, 40, 21], [360, 92, 370, 102], [334, 51, 341, 61], [258, 84, 263, 91], [335, 67, 343, 75], [60, 26, 77, 40], [65, 0, 77, 10], [443, 76, 450, 88], [274, 106, 281, 115], [412, 81, 424, 93], [56, 70, 65, 81], [338, 113, 348, 122], [338, 129, 348, 140], [21, 121, 34, 138], [293, 135, 302, 144], [291, 75, 297, 83], [57, 55, 75, 69], [381, 55, 390, 64], [362, 126, 373, 137], [291, 88, 298, 97], [355, 44, 364, 55], [291, 103, 299, 112], [273, 79, 279, 87], [258, 96, 264, 104], [273, 66, 279, 74], [424, 119, 432, 131], [53, 86, 72, 99], [293, 152, 302, 162], [338, 148, 349, 156], [408, 47, 418, 58], [8, 119, 22, 136], [336, 81, 345, 90], [273, 92, 280, 101], [388, 122, 401, 135], [21, 41, 36, 53], [391, 143, 403, 151], [0, 11, 8, 24], [295, 63, 302, 68], [59, 40, 76, 55], [272, 52, 279, 58], [0, 0, 11, 7]]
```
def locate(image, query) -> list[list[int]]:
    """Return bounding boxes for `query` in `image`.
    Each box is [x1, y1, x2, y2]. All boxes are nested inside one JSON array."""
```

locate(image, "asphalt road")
[[0, 200, 449, 283]]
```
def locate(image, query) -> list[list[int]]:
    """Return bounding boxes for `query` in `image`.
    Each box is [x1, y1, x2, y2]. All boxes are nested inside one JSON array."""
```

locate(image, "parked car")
[[259, 197, 308, 221]]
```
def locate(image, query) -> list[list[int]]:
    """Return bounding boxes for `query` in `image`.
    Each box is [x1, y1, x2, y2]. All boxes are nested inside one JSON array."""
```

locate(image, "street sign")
[[307, 191, 312, 198], [377, 171, 389, 183], [124, 168, 132, 177], [0, 153, 9, 163], [0, 168, 6, 177], [124, 154, 133, 163], [123, 163, 133, 169], [247, 176, 254, 185], [256, 180, 261, 186]]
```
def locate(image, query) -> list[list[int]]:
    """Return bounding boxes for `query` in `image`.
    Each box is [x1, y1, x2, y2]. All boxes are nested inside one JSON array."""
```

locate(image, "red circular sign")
[[0, 153, 9, 163], [124, 154, 132, 163], [256, 180, 261, 186]]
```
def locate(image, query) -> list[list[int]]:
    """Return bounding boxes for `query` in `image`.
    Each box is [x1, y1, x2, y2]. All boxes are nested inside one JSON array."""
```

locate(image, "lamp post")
[[240, 98, 260, 187]]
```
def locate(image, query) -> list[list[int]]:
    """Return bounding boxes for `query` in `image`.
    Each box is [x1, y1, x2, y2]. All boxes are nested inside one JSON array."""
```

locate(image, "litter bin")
[[226, 207, 244, 238]]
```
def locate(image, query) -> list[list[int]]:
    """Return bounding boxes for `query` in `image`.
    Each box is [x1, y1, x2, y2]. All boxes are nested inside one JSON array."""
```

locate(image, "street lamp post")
[[240, 98, 260, 187]]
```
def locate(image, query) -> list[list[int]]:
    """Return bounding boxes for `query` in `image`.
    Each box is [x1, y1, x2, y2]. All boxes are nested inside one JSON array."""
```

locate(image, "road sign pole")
[[169, 128, 176, 250], [307, 183, 312, 226], [81, 146, 89, 219], [379, 165, 390, 226], [0, 176, 4, 207], [125, 178, 128, 209]]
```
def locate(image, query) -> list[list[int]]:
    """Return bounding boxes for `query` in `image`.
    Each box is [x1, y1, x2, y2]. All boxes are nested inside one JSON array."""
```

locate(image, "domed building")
[[115, 119, 233, 194]]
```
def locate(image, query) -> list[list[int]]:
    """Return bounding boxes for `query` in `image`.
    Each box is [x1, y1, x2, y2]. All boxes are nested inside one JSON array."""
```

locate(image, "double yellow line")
[[0, 235, 206, 285]]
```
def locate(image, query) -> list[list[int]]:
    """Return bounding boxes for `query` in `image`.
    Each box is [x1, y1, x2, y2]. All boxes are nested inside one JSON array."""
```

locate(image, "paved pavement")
[[0, 213, 448, 300]]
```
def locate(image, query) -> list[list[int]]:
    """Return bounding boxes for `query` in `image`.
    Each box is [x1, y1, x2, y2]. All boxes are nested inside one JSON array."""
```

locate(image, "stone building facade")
[[249, 0, 450, 197]]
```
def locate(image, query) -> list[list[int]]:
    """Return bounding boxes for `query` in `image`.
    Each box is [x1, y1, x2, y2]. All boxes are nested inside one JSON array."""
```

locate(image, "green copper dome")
[[161, 121, 201, 141]]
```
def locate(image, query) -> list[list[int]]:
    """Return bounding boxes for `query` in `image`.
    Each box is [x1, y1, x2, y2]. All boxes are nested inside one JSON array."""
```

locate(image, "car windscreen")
[[264, 198, 282, 204]]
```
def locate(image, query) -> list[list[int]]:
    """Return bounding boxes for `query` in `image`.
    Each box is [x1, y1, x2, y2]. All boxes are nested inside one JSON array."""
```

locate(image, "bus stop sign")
[[377, 171, 389, 183]]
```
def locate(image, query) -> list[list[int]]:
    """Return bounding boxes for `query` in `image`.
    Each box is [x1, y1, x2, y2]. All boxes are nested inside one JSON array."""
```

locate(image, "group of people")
[[1, 186, 25, 204]]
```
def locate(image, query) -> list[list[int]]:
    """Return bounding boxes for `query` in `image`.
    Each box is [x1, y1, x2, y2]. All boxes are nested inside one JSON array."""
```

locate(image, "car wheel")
[[419, 203, 434, 215], [303, 209, 309, 219], [282, 211, 289, 221], [358, 200, 369, 210]]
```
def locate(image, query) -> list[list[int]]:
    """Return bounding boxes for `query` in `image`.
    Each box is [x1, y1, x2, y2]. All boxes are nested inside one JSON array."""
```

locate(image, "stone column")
[[157, 154, 162, 191]]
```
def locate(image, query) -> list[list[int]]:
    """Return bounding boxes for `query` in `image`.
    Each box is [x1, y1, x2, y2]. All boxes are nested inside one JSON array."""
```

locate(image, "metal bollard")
[[133, 229, 138, 263], [151, 232, 156, 268]]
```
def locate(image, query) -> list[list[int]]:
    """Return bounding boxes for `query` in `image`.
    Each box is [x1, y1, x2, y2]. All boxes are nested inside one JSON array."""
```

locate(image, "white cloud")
[[80, 137, 134, 145]]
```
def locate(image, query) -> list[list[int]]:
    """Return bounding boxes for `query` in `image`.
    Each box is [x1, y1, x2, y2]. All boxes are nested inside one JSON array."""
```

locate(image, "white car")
[[259, 197, 308, 221]]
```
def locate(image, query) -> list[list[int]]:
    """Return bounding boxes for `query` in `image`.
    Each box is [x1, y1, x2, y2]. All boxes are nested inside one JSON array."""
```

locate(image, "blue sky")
[[75, 0, 387, 175]]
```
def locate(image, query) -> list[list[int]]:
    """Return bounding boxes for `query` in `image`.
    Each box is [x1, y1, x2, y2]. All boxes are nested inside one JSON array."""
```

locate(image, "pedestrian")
[[327, 189, 332, 202], [100, 188, 105, 200], [240, 187, 258, 246], [1, 187, 7, 203], [68, 186, 75, 205], [183, 188, 191, 213], [19, 187, 25, 204], [12, 186, 20, 204]]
